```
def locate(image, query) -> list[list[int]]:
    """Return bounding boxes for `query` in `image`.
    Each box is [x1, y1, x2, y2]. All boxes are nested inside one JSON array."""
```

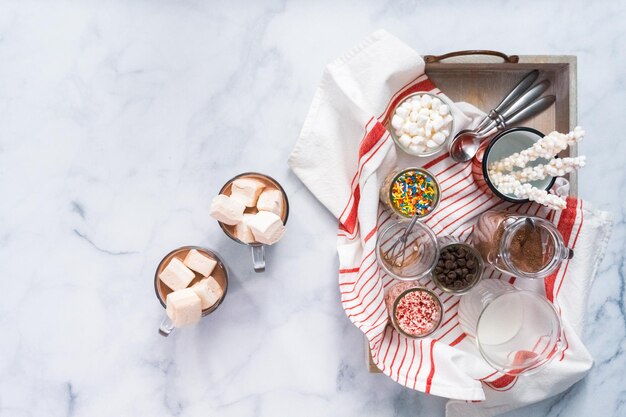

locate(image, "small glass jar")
[[387, 92, 454, 157], [432, 236, 484, 295], [380, 167, 440, 219], [376, 219, 439, 281], [385, 282, 444, 338], [472, 211, 572, 279]]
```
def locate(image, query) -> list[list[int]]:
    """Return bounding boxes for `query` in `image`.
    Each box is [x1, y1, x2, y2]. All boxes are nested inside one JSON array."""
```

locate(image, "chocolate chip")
[[433, 244, 481, 291]]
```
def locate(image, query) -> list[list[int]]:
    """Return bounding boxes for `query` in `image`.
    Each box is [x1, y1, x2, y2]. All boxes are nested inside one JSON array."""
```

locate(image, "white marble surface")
[[0, 1, 624, 416]]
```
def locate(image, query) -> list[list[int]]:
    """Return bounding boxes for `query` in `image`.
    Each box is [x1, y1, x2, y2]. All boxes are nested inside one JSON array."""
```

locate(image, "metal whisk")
[[384, 215, 420, 267]]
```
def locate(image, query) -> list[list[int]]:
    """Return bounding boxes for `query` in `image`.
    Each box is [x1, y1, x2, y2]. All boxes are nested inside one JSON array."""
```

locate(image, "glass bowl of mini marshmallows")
[[388, 92, 454, 157]]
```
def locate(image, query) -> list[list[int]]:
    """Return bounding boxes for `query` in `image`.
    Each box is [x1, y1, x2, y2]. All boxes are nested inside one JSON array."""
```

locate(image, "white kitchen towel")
[[288, 30, 613, 416]]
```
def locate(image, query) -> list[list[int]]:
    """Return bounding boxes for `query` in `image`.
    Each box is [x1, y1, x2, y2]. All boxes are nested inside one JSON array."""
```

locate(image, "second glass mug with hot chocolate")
[[472, 210, 573, 279], [217, 172, 289, 272]]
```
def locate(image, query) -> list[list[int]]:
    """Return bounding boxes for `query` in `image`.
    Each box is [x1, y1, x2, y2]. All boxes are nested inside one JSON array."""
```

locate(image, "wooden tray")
[[367, 51, 578, 373]]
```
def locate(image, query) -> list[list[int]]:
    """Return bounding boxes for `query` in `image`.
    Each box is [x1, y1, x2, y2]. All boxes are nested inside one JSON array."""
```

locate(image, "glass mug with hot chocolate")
[[472, 211, 573, 279], [210, 172, 289, 272], [154, 246, 229, 336]]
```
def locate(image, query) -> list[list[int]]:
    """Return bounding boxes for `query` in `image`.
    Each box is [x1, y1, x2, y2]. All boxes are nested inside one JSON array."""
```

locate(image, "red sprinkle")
[[391, 288, 441, 336]]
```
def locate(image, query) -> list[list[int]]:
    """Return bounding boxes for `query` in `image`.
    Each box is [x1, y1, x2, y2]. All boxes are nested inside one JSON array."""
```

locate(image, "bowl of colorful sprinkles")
[[386, 168, 440, 218], [385, 282, 444, 339]]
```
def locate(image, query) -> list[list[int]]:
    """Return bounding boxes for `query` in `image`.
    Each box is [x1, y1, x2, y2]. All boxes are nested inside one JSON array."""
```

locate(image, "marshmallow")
[[159, 258, 195, 291], [166, 288, 202, 327], [210, 194, 245, 225], [391, 115, 404, 130], [235, 213, 256, 243], [431, 98, 442, 110], [230, 178, 265, 207], [432, 132, 446, 145], [411, 100, 421, 110], [426, 139, 438, 148], [183, 249, 217, 277], [409, 111, 418, 122], [399, 134, 412, 148], [191, 277, 223, 310], [418, 108, 430, 117], [438, 105, 450, 116], [396, 107, 409, 118], [247, 211, 286, 245], [420, 94, 432, 107], [256, 188, 283, 216], [407, 123, 420, 136]]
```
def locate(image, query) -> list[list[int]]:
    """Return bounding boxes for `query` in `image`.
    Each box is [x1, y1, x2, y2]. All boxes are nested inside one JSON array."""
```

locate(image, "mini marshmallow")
[[409, 111, 418, 122], [399, 134, 412, 148], [183, 249, 217, 277], [402, 122, 412, 133], [432, 132, 446, 145], [413, 135, 425, 144], [438, 105, 450, 116], [166, 288, 202, 327], [256, 188, 283, 216], [418, 108, 430, 117], [433, 118, 446, 131], [191, 276, 223, 310], [391, 115, 404, 130], [441, 129, 450, 137], [159, 258, 195, 291], [407, 123, 420, 136], [426, 139, 438, 148], [431, 98, 442, 110], [411, 100, 421, 110], [235, 213, 256, 243], [396, 107, 409, 118], [210, 194, 245, 225], [247, 211, 286, 245], [230, 178, 265, 207], [420, 94, 432, 107]]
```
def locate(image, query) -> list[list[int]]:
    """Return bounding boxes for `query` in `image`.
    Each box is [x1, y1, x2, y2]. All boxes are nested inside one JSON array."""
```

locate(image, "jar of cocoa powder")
[[472, 211, 573, 279]]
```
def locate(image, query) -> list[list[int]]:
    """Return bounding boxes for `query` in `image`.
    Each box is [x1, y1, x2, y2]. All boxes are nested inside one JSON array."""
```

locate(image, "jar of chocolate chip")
[[472, 211, 573, 279], [432, 237, 484, 295]]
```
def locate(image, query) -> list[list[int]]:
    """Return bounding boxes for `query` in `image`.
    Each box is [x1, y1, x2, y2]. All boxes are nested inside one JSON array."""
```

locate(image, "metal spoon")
[[474, 70, 539, 133], [449, 82, 554, 162]]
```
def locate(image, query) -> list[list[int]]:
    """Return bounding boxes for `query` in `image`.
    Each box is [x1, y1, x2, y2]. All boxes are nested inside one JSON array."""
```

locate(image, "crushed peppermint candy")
[[387, 285, 442, 337]]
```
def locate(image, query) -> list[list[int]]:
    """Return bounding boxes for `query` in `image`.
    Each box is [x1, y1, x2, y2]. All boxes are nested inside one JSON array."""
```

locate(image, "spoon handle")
[[479, 79, 551, 134], [494, 70, 540, 116], [475, 70, 539, 132], [504, 95, 556, 126], [500, 79, 551, 119]]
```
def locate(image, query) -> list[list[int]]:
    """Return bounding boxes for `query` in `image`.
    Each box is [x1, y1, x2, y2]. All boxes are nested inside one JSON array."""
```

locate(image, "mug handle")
[[159, 316, 175, 337], [251, 245, 266, 273]]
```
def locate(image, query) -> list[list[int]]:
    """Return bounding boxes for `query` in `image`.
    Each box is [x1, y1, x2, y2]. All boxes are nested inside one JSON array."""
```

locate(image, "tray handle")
[[424, 50, 519, 64]]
